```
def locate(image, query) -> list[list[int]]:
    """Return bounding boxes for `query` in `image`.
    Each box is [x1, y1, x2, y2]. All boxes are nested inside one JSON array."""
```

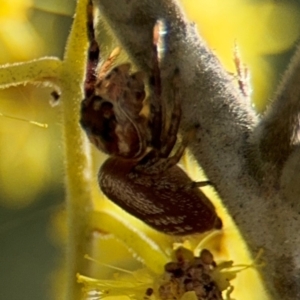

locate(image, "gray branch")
[[254, 44, 300, 165], [94, 0, 300, 298]]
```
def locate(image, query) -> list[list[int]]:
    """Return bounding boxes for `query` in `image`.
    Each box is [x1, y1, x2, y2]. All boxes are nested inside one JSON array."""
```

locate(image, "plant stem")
[[0, 58, 62, 89], [59, 0, 92, 298]]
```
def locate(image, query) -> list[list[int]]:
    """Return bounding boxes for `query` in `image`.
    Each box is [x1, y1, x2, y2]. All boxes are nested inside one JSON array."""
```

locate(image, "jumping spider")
[[80, 1, 222, 235]]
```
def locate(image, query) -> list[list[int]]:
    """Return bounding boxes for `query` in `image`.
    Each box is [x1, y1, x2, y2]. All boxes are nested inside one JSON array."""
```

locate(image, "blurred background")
[[0, 1, 75, 299], [0, 0, 300, 299]]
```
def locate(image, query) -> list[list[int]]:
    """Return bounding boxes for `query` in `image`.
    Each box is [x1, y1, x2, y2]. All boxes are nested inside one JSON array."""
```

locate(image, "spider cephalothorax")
[[80, 47, 149, 158], [80, 0, 222, 235]]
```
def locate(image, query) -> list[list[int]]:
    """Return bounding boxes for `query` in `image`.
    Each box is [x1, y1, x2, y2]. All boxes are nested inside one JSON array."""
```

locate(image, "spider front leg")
[[80, 0, 117, 151], [147, 36, 164, 151], [135, 68, 188, 176], [159, 70, 182, 158], [84, 0, 99, 99], [148, 24, 182, 158]]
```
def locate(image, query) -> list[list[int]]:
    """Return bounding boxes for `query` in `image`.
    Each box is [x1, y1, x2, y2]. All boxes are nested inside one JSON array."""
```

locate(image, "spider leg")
[[182, 180, 212, 190], [148, 29, 164, 150], [97, 47, 121, 81], [134, 125, 196, 175], [84, 0, 99, 99], [135, 129, 187, 175], [233, 42, 251, 100], [148, 27, 181, 158], [159, 70, 182, 158]]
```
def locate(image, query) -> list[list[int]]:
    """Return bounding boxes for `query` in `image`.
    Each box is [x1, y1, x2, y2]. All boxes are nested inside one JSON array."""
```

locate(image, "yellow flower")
[[77, 227, 265, 300], [73, 149, 268, 300]]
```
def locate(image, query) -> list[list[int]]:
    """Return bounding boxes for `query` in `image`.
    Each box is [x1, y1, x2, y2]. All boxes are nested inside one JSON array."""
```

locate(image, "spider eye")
[[90, 96, 103, 110], [105, 73, 112, 80], [149, 75, 155, 86], [101, 102, 114, 119], [135, 91, 145, 100]]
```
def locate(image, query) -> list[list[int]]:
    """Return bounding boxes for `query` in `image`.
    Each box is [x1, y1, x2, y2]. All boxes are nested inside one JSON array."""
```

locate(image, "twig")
[[253, 43, 300, 168]]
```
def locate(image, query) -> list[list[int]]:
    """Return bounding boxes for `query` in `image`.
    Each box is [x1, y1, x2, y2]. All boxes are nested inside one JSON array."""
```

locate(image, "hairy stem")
[[60, 0, 93, 299], [0, 57, 62, 89], [254, 43, 300, 168], [90, 211, 169, 274]]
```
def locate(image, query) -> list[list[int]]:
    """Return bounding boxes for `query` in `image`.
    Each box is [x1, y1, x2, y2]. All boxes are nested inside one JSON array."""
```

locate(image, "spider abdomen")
[[98, 157, 222, 235]]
